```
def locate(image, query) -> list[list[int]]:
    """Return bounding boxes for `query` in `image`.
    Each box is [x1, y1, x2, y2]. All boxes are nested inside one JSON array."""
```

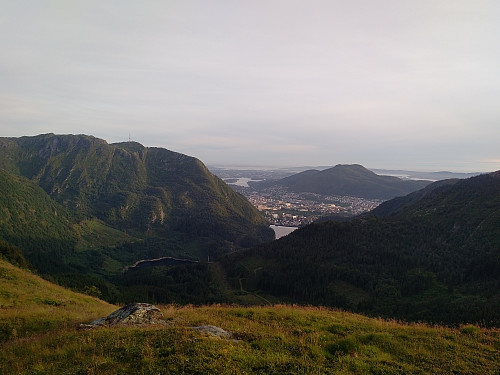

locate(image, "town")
[[229, 183, 383, 227]]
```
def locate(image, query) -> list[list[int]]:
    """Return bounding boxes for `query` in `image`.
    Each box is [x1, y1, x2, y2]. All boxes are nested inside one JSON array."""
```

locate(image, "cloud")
[[1, 1, 500, 171]]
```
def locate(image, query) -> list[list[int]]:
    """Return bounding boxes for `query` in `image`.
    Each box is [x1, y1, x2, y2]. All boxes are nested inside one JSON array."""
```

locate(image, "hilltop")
[[0, 259, 498, 374], [251, 164, 431, 200]]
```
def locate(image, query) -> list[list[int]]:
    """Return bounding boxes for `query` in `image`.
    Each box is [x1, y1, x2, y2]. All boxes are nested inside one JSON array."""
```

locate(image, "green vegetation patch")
[[0, 266, 15, 280], [31, 297, 66, 306], [460, 324, 481, 336], [74, 219, 137, 251], [325, 336, 360, 357]]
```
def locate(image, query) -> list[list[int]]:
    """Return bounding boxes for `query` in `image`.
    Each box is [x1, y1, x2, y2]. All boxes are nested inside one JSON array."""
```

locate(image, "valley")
[[213, 166, 484, 228], [0, 134, 498, 324], [0, 134, 499, 373], [222, 172, 500, 326]]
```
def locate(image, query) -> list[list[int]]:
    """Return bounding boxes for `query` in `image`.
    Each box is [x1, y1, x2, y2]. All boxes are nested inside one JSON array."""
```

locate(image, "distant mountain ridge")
[[252, 164, 431, 199], [370, 168, 482, 181]]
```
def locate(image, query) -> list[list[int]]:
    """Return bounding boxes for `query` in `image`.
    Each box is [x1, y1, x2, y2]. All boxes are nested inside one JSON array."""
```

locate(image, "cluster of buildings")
[[243, 186, 383, 227]]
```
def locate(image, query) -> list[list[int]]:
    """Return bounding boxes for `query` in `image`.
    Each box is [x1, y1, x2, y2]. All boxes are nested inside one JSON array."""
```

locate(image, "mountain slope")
[[254, 164, 431, 199], [0, 133, 274, 303], [370, 178, 461, 217], [0, 167, 140, 279], [223, 171, 500, 325], [0, 134, 273, 248], [0, 168, 78, 260]]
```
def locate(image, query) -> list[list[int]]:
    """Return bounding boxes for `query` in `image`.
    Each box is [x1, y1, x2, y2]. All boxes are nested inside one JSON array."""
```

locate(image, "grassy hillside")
[[1, 307, 499, 374], [0, 258, 115, 342], [0, 260, 498, 374], [223, 172, 500, 325]]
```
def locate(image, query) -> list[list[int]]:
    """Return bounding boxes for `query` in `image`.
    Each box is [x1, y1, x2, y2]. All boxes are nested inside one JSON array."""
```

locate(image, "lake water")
[[270, 225, 298, 239], [227, 177, 262, 187]]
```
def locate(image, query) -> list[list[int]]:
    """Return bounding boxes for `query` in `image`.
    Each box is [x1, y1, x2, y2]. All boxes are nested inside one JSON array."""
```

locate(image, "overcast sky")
[[1, 1, 499, 172]]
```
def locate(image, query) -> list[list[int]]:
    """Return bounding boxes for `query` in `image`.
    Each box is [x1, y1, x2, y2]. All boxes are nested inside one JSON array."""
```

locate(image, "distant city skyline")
[[1, 1, 499, 173]]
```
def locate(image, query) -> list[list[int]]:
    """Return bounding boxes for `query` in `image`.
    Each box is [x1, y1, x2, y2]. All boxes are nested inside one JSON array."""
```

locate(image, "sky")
[[1, 1, 500, 172]]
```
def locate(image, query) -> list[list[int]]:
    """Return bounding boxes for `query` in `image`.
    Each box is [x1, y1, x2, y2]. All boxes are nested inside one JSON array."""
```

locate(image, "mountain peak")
[[272, 163, 430, 199], [0, 133, 274, 257]]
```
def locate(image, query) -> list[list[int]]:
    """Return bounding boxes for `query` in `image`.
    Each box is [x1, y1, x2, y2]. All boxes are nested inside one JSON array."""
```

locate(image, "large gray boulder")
[[80, 303, 166, 329]]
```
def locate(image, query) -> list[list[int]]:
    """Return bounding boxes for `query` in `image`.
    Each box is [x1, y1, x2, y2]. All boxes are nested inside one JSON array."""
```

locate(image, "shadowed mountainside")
[[223, 171, 500, 325]]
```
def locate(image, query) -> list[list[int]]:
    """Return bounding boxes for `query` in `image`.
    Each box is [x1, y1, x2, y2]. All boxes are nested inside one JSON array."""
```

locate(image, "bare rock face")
[[80, 303, 165, 329]]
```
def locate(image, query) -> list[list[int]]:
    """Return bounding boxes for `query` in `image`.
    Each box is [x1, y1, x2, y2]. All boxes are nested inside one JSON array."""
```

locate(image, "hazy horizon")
[[1, 131, 491, 173], [2, 1, 499, 173]]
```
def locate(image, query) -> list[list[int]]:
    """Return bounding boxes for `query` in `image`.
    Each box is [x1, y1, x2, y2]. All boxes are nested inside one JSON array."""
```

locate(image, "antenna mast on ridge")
[[128, 133, 131, 142]]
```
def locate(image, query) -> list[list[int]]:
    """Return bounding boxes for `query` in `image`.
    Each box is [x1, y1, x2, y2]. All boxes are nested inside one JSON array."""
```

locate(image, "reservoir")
[[225, 177, 262, 187], [270, 225, 298, 239]]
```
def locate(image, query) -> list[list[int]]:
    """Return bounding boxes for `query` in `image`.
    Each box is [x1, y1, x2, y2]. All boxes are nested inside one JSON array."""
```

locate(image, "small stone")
[[192, 325, 232, 339]]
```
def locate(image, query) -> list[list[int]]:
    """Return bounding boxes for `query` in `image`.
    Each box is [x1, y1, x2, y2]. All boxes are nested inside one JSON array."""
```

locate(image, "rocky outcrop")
[[80, 303, 166, 329], [80, 303, 239, 342]]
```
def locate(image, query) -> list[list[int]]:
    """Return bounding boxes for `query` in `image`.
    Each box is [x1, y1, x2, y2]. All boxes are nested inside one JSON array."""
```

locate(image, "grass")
[[1, 259, 499, 374], [1, 304, 499, 374], [0, 259, 115, 342]]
